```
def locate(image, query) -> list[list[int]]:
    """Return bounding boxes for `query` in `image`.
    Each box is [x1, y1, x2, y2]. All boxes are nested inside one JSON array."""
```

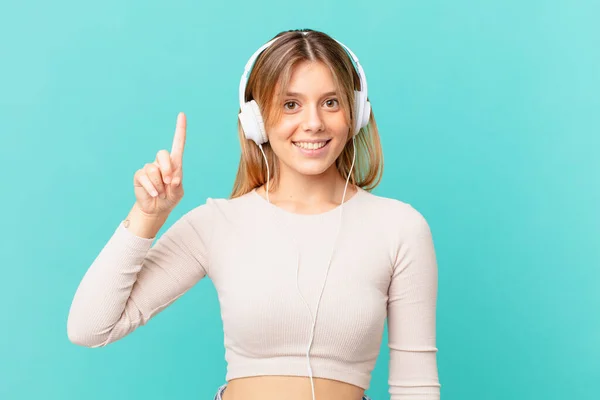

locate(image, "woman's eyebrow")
[[284, 91, 338, 98]]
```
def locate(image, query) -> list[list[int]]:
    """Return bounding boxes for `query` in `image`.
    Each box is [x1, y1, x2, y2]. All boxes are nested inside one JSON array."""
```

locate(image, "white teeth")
[[294, 141, 328, 150]]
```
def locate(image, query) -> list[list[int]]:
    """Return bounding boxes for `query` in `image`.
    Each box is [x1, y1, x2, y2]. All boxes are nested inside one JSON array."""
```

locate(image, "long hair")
[[230, 29, 383, 199]]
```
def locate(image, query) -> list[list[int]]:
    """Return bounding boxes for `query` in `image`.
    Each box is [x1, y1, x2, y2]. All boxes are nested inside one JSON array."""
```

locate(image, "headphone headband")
[[239, 34, 368, 112], [238, 37, 280, 107]]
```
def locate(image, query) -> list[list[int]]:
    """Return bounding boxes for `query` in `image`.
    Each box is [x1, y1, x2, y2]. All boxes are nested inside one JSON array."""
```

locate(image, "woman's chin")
[[289, 160, 338, 177]]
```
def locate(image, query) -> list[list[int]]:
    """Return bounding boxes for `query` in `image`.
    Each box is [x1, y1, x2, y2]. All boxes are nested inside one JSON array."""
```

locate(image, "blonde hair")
[[230, 29, 383, 199]]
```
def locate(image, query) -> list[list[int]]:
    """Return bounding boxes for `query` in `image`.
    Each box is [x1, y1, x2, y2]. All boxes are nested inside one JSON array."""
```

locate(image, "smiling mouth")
[[292, 139, 332, 150]]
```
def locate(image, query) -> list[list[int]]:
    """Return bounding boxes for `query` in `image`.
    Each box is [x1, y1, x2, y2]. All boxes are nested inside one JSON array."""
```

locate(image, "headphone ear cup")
[[239, 100, 268, 145], [353, 90, 366, 136], [362, 99, 371, 130]]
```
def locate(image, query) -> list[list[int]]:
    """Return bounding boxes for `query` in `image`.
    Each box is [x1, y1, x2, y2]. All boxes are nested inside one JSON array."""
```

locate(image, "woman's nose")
[[301, 105, 325, 132]]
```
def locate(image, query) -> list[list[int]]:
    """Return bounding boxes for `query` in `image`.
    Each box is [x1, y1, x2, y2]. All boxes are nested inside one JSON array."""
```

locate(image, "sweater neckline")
[[250, 186, 365, 219]]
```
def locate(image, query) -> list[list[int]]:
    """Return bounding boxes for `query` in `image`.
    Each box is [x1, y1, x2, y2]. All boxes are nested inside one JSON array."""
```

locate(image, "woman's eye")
[[325, 98, 339, 108], [284, 101, 298, 110]]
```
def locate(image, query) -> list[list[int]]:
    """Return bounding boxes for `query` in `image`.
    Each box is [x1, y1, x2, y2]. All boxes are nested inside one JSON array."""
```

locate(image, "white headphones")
[[238, 32, 371, 146], [236, 31, 370, 400]]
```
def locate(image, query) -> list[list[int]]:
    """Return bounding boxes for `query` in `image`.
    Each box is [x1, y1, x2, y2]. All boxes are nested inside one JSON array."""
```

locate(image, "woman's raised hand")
[[133, 112, 187, 216]]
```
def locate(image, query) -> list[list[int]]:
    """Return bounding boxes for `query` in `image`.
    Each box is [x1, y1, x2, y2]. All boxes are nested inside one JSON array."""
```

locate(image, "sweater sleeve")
[[67, 203, 214, 348], [387, 207, 441, 399]]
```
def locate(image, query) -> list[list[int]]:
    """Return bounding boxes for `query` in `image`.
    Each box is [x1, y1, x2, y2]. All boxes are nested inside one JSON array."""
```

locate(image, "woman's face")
[[266, 60, 350, 178]]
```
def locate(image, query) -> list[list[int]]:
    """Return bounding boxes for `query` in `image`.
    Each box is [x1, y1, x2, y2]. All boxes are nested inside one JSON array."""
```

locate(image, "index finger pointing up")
[[171, 112, 187, 165]]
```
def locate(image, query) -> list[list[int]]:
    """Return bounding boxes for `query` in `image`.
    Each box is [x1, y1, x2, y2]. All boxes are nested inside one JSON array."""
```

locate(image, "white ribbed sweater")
[[67, 187, 441, 399]]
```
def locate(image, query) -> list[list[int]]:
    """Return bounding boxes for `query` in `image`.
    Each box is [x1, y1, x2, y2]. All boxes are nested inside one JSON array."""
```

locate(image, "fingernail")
[[164, 176, 171, 184], [172, 177, 180, 186]]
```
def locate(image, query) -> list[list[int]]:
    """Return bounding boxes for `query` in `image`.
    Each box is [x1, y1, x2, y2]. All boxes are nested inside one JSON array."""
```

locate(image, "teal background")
[[1, 0, 598, 399]]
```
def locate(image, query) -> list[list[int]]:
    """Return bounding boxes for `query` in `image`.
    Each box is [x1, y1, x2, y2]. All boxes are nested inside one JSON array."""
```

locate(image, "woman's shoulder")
[[358, 188, 432, 231], [183, 189, 257, 222], [360, 188, 424, 215]]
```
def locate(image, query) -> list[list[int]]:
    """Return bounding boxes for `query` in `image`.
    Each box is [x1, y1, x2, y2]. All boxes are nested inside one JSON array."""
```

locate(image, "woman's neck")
[[257, 167, 357, 214]]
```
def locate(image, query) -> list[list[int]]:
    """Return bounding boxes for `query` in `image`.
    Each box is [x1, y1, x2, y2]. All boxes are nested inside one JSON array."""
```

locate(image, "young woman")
[[67, 29, 441, 400]]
